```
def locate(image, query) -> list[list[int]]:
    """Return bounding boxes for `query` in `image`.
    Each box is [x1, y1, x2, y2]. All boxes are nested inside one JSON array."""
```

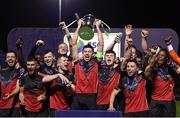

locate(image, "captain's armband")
[[96, 51, 103, 59]]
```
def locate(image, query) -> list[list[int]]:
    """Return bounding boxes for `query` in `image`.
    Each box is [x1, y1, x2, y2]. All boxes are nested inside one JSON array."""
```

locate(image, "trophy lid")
[[83, 14, 96, 19], [83, 14, 96, 26]]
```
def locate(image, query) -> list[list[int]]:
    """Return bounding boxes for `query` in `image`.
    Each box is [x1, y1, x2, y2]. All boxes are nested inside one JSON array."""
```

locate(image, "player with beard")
[[49, 55, 75, 117], [0, 50, 21, 116], [26, 40, 57, 116], [96, 50, 120, 110], [16, 38, 51, 116], [145, 48, 179, 117], [108, 60, 149, 117], [19, 58, 69, 117], [71, 19, 104, 110]]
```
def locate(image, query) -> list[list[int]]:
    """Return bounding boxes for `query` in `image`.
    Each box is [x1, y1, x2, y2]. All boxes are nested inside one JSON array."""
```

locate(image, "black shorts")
[[0, 108, 21, 117], [25, 108, 49, 117], [124, 110, 148, 117], [71, 93, 96, 110], [50, 109, 56, 117], [149, 99, 176, 117], [96, 104, 109, 110]]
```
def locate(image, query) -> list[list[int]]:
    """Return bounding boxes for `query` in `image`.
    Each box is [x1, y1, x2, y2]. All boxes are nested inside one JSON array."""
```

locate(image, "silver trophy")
[[64, 13, 111, 40]]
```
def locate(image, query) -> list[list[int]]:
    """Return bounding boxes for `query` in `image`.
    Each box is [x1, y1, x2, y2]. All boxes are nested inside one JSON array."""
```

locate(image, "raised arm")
[[165, 36, 180, 65], [95, 20, 104, 61], [28, 39, 44, 59], [59, 21, 72, 44], [144, 47, 160, 80], [72, 19, 84, 60], [141, 29, 149, 52], [59, 21, 73, 55], [121, 44, 133, 71], [105, 34, 120, 52], [95, 20, 104, 52], [16, 37, 26, 68], [124, 24, 133, 52]]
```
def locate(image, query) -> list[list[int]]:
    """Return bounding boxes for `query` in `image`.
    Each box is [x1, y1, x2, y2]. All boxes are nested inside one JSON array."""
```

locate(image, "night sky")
[[1, 0, 180, 52]]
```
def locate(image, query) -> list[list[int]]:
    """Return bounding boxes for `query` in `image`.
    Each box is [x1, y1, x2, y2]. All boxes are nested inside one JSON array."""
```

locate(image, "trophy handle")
[[64, 19, 78, 28], [101, 21, 111, 32], [101, 21, 111, 38], [63, 13, 80, 29]]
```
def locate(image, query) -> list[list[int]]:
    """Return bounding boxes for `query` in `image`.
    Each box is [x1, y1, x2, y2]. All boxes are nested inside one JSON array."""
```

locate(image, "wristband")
[[167, 45, 173, 51]]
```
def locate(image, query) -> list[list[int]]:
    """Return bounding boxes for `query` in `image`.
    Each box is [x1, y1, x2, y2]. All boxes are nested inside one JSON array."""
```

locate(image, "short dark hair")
[[59, 42, 68, 46], [27, 57, 37, 63], [136, 50, 142, 59], [43, 49, 54, 56], [105, 50, 116, 56], [6, 50, 17, 58], [36, 52, 43, 56], [160, 48, 169, 60], [57, 54, 68, 60], [82, 43, 94, 52], [126, 59, 138, 66]]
